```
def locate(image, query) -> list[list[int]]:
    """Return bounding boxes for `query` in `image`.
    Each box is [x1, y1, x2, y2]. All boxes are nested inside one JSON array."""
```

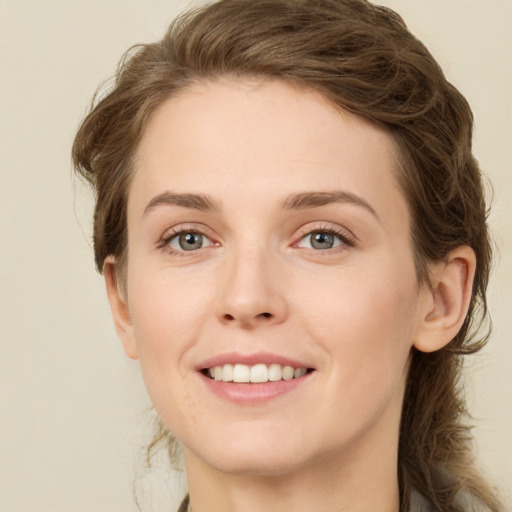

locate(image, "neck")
[[184, 422, 401, 512]]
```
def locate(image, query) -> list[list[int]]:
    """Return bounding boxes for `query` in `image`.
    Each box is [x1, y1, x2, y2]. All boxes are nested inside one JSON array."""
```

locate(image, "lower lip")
[[199, 372, 314, 404]]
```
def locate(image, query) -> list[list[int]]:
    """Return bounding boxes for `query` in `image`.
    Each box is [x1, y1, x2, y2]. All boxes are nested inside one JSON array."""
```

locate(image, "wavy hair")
[[72, 1, 501, 510]]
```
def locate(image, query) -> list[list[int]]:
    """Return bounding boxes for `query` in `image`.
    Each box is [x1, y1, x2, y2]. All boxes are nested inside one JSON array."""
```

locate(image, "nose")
[[215, 245, 288, 329]]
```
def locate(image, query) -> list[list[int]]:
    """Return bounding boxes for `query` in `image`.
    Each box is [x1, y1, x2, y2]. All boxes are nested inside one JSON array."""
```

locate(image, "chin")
[[183, 426, 321, 477], [208, 449, 310, 477]]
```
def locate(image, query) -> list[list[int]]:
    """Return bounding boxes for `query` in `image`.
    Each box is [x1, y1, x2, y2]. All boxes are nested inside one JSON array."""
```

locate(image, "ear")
[[413, 246, 476, 353], [103, 257, 139, 360]]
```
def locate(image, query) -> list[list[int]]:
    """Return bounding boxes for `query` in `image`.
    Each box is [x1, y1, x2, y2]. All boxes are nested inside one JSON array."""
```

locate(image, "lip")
[[195, 351, 313, 371], [198, 369, 315, 405], [195, 351, 316, 405]]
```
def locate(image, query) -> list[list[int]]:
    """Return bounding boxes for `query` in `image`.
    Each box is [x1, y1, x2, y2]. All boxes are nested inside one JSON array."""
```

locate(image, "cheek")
[[298, 263, 417, 393], [291, 275, 416, 451], [130, 264, 213, 336], [126, 270, 216, 433], [127, 267, 216, 387]]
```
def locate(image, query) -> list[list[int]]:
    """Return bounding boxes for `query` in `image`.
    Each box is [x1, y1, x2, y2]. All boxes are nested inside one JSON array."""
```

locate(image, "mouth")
[[201, 363, 314, 383]]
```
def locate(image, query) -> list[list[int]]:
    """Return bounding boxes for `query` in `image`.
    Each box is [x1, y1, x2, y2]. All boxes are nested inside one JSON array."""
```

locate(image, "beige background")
[[0, 1, 510, 511]]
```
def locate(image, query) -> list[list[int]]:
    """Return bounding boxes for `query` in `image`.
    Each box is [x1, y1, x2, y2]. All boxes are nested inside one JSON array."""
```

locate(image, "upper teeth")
[[208, 363, 308, 383]]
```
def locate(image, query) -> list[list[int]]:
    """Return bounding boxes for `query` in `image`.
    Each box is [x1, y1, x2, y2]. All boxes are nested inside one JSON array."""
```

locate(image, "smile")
[[205, 363, 309, 383]]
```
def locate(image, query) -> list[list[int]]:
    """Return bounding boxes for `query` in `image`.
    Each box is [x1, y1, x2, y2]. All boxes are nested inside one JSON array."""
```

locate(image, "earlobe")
[[413, 246, 476, 353], [103, 257, 139, 360]]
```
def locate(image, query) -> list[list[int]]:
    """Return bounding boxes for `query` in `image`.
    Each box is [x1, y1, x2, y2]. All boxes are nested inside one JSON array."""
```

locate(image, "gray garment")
[[411, 491, 435, 512], [411, 489, 483, 512]]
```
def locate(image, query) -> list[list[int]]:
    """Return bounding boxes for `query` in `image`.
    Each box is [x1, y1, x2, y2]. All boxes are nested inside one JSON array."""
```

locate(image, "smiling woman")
[[72, 1, 504, 511], [116, 81, 421, 483]]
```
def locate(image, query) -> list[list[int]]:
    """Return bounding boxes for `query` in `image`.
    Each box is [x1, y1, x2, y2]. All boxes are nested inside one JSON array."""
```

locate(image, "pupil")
[[179, 232, 202, 250], [311, 232, 333, 249]]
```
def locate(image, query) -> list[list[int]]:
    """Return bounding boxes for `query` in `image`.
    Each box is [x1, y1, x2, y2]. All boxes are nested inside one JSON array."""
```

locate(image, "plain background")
[[0, 1, 510, 511]]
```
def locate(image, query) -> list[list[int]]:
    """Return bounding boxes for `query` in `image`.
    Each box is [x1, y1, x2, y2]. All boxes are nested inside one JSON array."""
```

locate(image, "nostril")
[[221, 312, 273, 323]]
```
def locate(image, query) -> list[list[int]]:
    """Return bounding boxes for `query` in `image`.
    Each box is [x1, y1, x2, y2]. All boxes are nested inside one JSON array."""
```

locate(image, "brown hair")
[[72, 1, 501, 510]]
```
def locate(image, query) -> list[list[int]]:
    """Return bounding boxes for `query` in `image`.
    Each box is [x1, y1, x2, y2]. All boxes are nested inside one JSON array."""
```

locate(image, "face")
[[115, 78, 433, 477]]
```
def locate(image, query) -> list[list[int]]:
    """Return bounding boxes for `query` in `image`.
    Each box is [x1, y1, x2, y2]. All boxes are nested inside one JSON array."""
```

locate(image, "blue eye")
[[298, 230, 346, 250], [168, 232, 211, 251]]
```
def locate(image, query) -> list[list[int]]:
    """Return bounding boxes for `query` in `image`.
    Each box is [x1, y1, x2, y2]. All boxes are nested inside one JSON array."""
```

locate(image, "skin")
[[105, 77, 476, 512]]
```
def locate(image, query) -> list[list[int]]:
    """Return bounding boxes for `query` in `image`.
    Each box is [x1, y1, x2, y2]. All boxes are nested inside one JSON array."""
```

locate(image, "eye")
[[296, 229, 348, 250], [167, 231, 212, 252]]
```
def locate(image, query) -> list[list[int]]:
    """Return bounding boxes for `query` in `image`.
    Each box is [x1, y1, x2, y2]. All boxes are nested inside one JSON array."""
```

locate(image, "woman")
[[72, 1, 504, 511]]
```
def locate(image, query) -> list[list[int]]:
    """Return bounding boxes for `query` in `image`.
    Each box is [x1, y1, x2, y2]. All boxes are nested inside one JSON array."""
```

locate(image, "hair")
[[72, 1, 501, 510]]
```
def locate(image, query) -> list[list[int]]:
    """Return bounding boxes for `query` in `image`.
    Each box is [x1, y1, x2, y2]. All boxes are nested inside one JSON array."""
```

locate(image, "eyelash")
[[158, 224, 355, 257], [294, 225, 355, 252], [158, 224, 216, 257]]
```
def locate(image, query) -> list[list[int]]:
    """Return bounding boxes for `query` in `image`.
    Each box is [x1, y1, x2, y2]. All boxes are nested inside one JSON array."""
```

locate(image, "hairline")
[[110, 75, 430, 292]]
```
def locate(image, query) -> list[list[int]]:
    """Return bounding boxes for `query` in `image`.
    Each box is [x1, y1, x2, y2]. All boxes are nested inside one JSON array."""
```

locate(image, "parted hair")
[[72, 1, 501, 510]]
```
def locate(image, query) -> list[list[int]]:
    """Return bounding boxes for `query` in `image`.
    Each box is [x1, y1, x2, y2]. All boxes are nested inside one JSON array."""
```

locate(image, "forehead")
[[131, 77, 408, 227]]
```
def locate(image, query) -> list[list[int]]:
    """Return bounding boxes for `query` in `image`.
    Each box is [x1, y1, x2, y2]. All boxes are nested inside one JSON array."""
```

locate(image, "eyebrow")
[[143, 189, 379, 221], [143, 192, 221, 216], [282, 191, 379, 220]]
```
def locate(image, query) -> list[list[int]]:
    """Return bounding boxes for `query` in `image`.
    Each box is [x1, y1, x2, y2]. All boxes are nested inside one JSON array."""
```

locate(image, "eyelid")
[[156, 221, 356, 256], [293, 223, 357, 248], [169, 231, 213, 251], [157, 223, 219, 252]]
